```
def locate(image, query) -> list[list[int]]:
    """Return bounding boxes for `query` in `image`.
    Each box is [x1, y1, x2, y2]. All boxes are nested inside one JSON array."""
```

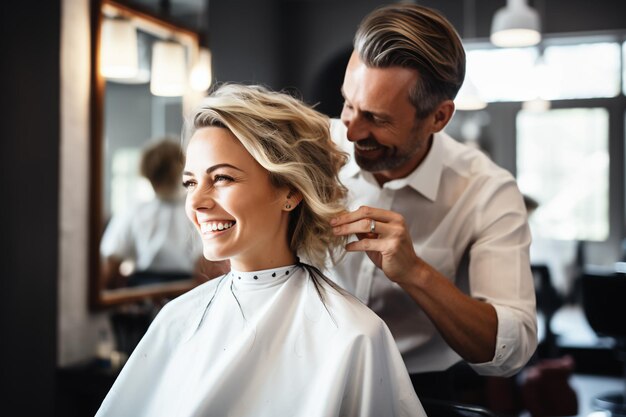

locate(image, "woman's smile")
[[199, 220, 236, 235]]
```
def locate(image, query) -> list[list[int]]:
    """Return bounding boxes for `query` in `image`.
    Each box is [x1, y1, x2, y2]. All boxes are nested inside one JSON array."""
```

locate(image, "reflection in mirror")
[[91, 0, 211, 308]]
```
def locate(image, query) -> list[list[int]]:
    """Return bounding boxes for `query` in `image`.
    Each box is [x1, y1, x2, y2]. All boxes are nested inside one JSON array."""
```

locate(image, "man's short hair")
[[354, 4, 466, 118]]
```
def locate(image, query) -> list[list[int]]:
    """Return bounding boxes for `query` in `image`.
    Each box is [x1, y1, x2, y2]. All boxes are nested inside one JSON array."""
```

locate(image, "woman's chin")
[[202, 249, 230, 263]]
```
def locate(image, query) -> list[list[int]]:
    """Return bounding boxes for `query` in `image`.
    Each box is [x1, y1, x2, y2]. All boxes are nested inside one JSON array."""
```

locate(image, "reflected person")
[[100, 139, 202, 288], [96, 84, 424, 417]]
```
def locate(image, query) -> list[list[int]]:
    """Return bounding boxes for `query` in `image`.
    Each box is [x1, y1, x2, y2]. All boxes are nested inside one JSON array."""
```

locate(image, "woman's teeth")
[[201, 221, 235, 233]]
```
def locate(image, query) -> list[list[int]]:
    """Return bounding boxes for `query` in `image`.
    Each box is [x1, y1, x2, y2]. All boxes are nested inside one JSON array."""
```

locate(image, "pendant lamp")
[[150, 40, 187, 97], [491, 0, 541, 48], [100, 17, 138, 79], [190, 48, 213, 92]]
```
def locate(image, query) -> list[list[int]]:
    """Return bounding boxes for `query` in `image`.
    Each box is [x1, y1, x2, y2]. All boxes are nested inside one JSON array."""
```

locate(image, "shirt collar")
[[396, 132, 444, 200]]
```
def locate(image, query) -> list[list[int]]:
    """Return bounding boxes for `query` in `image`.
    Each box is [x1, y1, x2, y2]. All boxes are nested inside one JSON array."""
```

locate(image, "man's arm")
[[331, 191, 537, 375], [331, 206, 497, 363], [402, 258, 499, 364]]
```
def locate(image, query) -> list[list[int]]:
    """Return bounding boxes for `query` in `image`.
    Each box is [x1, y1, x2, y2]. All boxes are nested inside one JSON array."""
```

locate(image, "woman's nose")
[[187, 186, 216, 211]]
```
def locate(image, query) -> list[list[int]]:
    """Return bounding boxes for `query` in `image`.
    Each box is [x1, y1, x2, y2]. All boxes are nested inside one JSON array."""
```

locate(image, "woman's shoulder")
[[304, 268, 388, 339], [156, 275, 228, 323]]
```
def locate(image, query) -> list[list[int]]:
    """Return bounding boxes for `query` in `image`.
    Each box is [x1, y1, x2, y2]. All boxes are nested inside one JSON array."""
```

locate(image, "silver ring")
[[370, 219, 376, 233]]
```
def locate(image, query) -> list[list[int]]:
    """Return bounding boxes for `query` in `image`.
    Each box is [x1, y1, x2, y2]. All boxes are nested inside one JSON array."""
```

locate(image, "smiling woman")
[[183, 127, 294, 270], [95, 84, 426, 417]]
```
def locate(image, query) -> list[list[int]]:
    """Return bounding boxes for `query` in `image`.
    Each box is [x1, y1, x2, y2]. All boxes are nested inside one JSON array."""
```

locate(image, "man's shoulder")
[[438, 132, 514, 183]]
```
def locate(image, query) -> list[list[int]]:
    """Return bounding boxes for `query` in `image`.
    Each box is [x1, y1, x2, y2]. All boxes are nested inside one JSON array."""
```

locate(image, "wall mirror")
[[90, 0, 210, 309]]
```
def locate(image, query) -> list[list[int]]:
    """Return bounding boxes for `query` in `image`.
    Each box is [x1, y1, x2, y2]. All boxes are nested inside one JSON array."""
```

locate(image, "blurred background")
[[2, 0, 626, 415]]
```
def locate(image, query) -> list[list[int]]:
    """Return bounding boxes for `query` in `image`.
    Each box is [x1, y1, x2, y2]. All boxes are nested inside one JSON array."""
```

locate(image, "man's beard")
[[354, 136, 420, 173]]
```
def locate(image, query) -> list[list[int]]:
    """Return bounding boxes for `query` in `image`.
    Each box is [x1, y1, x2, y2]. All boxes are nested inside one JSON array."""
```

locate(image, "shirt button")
[[501, 344, 506, 349]]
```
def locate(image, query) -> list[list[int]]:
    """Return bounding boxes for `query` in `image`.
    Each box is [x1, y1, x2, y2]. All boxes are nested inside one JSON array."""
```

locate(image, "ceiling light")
[[100, 17, 138, 79], [491, 0, 541, 48], [190, 48, 212, 92], [150, 40, 187, 97], [109, 31, 151, 84]]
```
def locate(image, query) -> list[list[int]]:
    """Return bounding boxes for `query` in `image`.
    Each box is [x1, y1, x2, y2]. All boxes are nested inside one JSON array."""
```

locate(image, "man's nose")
[[343, 114, 369, 142]]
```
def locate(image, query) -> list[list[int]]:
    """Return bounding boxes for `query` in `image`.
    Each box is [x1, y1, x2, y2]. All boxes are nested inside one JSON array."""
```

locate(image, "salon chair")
[[581, 270, 626, 415], [420, 398, 500, 417], [531, 264, 563, 358], [110, 304, 154, 356], [126, 270, 191, 287]]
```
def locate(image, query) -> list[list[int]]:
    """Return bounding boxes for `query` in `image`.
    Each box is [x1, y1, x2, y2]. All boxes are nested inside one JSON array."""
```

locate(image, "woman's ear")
[[283, 189, 303, 212]]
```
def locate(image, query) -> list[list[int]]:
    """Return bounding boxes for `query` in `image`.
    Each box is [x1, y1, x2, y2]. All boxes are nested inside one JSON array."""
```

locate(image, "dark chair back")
[[580, 270, 626, 417], [531, 264, 563, 357], [581, 271, 626, 339], [420, 398, 501, 417]]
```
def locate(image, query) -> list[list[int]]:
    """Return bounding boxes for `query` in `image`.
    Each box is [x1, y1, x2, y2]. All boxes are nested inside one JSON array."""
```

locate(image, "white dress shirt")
[[100, 198, 202, 273], [96, 265, 424, 417], [329, 120, 537, 377]]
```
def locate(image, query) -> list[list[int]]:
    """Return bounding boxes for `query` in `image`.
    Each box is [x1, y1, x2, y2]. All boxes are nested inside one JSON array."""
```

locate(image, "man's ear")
[[430, 99, 455, 133]]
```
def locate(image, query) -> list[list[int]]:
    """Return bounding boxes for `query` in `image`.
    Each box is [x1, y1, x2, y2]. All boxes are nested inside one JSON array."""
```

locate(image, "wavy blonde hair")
[[185, 84, 348, 267]]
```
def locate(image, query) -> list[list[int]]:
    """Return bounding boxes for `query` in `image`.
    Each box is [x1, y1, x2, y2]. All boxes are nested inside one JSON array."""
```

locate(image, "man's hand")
[[331, 205, 423, 284], [331, 205, 498, 364]]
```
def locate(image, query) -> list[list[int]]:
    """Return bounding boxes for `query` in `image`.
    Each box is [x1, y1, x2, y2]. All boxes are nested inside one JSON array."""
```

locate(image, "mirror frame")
[[89, 0, 200, 309]]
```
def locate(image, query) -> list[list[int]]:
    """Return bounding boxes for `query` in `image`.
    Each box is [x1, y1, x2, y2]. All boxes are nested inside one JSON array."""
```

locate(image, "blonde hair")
[[355, 3, 466, 118], [186, 84, 348, 267]]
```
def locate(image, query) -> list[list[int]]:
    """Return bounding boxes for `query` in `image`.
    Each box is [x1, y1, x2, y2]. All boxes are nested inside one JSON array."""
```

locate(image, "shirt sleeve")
[[467, 176, 538, 377]]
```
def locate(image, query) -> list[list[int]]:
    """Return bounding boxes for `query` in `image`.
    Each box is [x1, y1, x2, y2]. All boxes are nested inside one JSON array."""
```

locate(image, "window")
[[542, 43, 621, 99], [466, 48, 538, 102], [516, 108, 609, 241], [110, 148, 154, 217], [466, 41, 622, 103]]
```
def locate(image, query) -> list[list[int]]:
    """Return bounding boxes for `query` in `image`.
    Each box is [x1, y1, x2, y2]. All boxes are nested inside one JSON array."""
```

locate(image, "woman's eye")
[[213, 174, 234, 183], [182, 180, 196, 190]]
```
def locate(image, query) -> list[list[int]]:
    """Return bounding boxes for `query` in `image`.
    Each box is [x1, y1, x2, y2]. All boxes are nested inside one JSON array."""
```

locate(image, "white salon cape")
[[96, 265, 425, 417]]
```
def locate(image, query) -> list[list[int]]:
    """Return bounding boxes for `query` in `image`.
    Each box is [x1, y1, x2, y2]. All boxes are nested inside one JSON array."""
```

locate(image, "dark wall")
[[0, 1, 60, 416], [209, 0, 283, 89], [210, 0, 626, 107]]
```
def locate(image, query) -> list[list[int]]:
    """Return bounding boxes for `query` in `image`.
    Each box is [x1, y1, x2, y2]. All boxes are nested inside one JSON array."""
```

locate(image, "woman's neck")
[[230, 253, 298, 272]]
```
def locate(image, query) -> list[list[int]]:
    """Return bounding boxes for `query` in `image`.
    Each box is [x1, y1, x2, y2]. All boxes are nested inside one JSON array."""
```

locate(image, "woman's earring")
[[285, 203, 292, 210]]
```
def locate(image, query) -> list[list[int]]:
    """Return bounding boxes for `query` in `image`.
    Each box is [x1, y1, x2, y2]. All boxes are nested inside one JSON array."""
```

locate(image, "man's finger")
[[345, 238, 386, 253], [330, 205, 396, 226], [333, 218, 385, 237]]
